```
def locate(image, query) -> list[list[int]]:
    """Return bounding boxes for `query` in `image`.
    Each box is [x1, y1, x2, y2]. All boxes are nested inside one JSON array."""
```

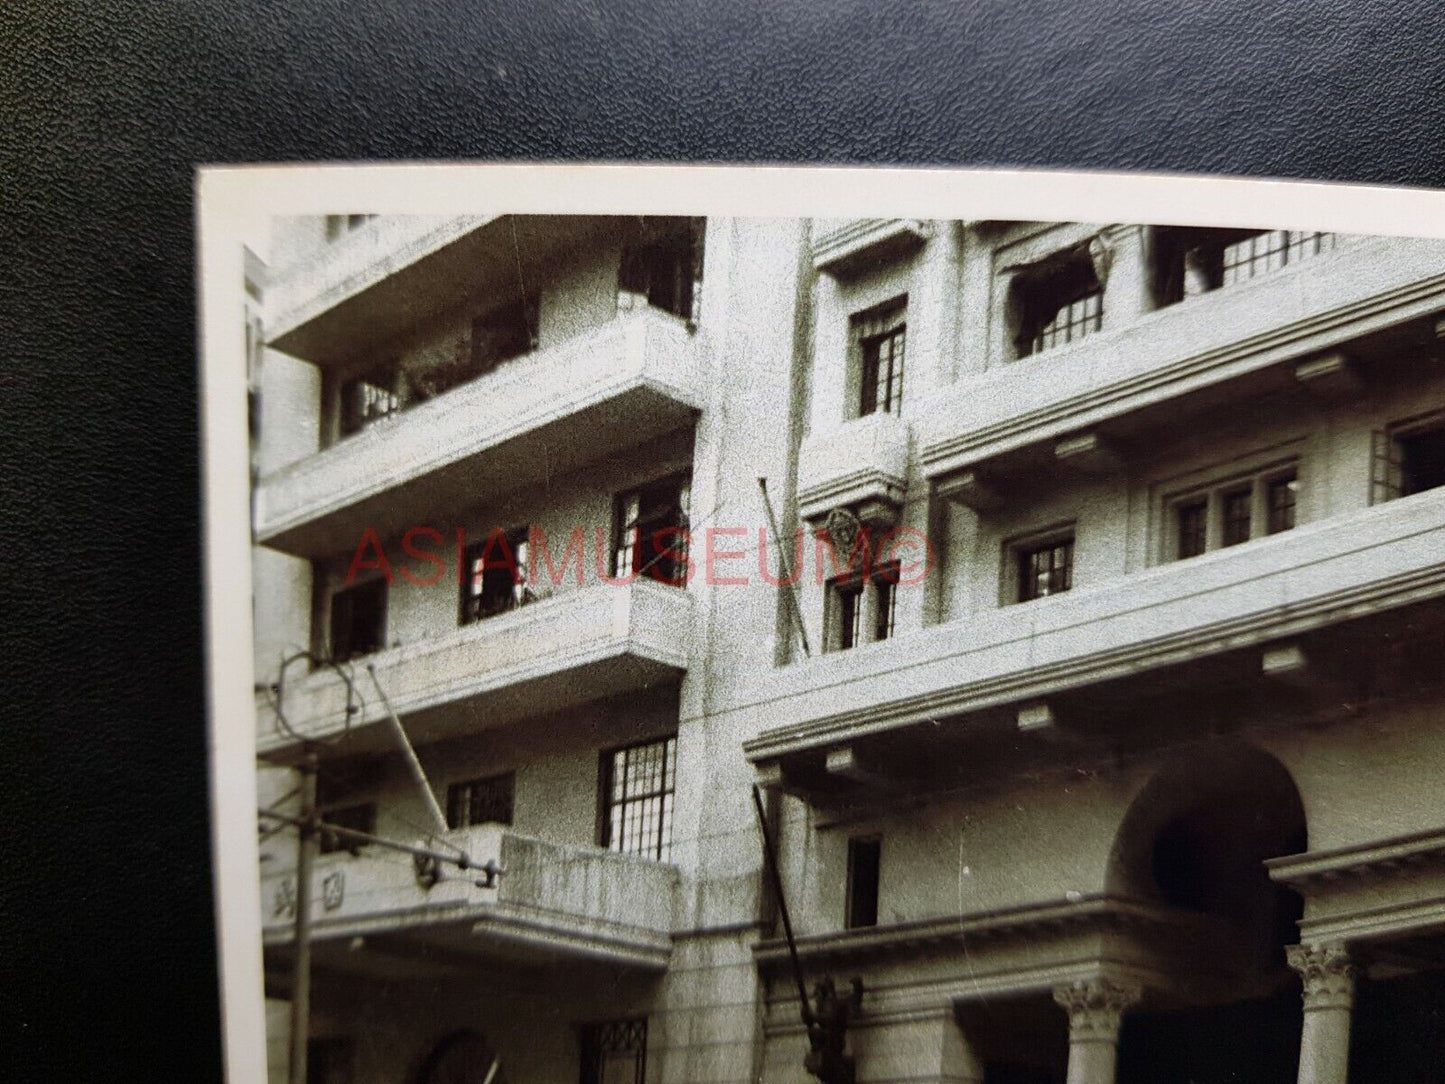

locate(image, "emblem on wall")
[[322, 871, 346, 912]]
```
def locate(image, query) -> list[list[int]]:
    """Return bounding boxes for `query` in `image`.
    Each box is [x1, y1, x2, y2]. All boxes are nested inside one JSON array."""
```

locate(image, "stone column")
[[1053, 978, 1143, 1084], [1093, 224, 1153, 331], [1287, 943, 1358, 1084]]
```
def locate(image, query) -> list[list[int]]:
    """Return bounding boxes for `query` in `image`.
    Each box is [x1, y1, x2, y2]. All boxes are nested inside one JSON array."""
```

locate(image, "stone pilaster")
[[1053, 978, 1143, 1084], [1287, 942, 1358, 1084]]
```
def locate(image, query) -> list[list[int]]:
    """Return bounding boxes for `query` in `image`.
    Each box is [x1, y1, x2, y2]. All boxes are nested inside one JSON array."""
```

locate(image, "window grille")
[[1176, 500, 1208, 560], [340, 366, 400, 435], [1221, 487, 1253, 547], [1012, 252, 1104, 358], [460, 528, 530, 624], [1029, 290, 1102, 355], [579, 1019, 647, 1084], [1220, 231, 1335, 287], [1267, 475, 1298, 534], [618, 216, 705, 324], [601, 737, 676, 862]]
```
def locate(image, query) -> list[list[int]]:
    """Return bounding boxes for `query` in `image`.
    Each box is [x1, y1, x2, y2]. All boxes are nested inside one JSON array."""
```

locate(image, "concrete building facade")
[[251, 212, 1445, 1084]]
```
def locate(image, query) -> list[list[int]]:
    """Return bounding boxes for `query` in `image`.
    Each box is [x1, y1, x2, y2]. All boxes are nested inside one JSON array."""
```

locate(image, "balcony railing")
[[254, 307, 704, 557], [261, 824, 677, 969], [745, 488, 1445, 764], [923, 234, 1445, 482], [257, 579, 693, 756]]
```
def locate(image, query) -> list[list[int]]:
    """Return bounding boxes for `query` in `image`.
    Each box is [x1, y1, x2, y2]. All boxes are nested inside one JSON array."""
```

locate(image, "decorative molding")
[[812, 219, 933, 277], [1053, 978, 1144, 1042], [1286, 943, 1357, 1012], [1267, 826, 1445, 889]]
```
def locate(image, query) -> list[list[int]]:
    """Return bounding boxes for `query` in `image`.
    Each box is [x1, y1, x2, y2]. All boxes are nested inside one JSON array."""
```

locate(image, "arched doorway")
[[415, 1030, 507, 1084], [1107, 742, 1307, 1084]]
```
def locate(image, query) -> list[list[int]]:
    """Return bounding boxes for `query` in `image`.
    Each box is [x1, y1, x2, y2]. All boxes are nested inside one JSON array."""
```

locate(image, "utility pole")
[[288, 746, 319, 1084]]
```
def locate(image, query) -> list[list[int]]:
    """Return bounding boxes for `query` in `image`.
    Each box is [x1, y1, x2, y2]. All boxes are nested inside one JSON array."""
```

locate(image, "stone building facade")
[[251, 213, 1445, 1084]]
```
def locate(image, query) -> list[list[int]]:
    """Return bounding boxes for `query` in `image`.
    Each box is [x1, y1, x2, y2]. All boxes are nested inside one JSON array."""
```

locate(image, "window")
[[460, 527, 531, 624], [1011, 252, 1103, 358], [1372, 417, 1445, 503], [339, 363, 401, 436], [306, 1038, 355, 1084], [845, 836, 881, 929], [471, 296, 538, 375], [446, 772, 515, 829], [328, 578, 387, 663], [316, 761, 378, 855], [1153, 227, 1336, 305], [600, 736, 676, 862], [1267, 475, 1298, 534], [853, 298, 907, 416], [1164, 463, 1299, 560], [825, 562, 900, 652], [1176, 499, 1207, 560], [618, 217, 704, 322], [580, 1019, 647, 1084], [613, 477, 691, 586], [1221, 486, 1253, 547], [1015, 534, 1074, 603]]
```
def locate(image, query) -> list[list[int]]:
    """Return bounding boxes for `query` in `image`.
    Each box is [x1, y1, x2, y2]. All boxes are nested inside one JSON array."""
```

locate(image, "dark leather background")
[[2, 0, 1442, 1078]]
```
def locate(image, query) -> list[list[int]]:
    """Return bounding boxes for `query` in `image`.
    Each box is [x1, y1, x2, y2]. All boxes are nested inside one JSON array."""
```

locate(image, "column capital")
[[1052, 978, 1144, 1043], [1287, 943, 1358, 1012]]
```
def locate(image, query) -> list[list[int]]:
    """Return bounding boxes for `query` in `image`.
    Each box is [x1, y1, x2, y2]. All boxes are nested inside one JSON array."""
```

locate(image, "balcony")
[[260, 824, 677, 970], [254, 308, 704, 557], [812, 218, 933, 277], [745, 489, 1445, 768], [922, 233, 1445, 482], [257, 580, 692, 757], [267, 214, 621, 365], [796, 412, 911, 524]]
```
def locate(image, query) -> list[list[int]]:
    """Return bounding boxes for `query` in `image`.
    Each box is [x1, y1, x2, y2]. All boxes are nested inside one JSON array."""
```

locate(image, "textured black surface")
[[2, 0, 1443, 1079]]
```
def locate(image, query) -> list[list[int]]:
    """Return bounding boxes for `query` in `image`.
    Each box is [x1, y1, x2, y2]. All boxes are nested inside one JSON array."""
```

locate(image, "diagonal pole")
[[752, 783, 814, 1030]]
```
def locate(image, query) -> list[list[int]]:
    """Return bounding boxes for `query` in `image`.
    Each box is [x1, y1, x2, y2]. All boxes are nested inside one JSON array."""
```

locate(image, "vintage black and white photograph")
[[202, 167, 1445, 1084]]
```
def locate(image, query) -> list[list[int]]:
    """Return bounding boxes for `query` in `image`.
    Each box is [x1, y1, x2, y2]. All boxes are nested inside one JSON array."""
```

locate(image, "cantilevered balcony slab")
[[921, 234, 1445, 482], [744, 490, 1445, 765], [261, 825, 677, 970], [796, 412, 911, 524], [257, 580, 692, 757], [255, 309, 704, 558], [267, 214, 621, 365], [812, 218, 934, 277]]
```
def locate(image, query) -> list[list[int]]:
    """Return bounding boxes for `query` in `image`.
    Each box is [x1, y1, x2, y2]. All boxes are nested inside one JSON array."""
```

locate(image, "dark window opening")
[[874, 564, 899, 642], [1153, 227, 1335, 306], [318, 802, 376, 856], [1016, 536, 1074, 602], [1267, 474, 1298, 534], [1221, 487, 1253, 547], [600, 736, 676, 862], [618, 217, 704, 323], [460, 527, 531, 624], [613, 477, 691, 586], [1011, 254, 1102, 358], [854, 298, 907, 416], [1372, 421, 1445, 504], [446, 772, 515, 829], [307, 1038, 355, 1084], [827, 563, 900, 652], [471, 296, 539, 375], [339, 363, 401, 436], [580, 1019, 647, 1084], [1176, 500, 1207, 560], [831, 577, 864, 652], [328, 578, 387, 663], [846, 836, 881, 930]]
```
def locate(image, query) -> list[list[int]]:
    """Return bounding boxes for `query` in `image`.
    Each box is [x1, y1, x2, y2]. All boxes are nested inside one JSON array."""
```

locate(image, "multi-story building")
[[251, 212, 1445, 1084]]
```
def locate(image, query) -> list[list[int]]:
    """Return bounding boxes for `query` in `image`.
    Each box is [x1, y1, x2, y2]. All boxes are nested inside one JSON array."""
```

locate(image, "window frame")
[[612, 475, 692, 586], [845, 835, 882, 930], [1010, 251, 1103, 359], [326, 575, 388, 664], [445, 771, 516, 830], [459, 526, 532, 626], [824, 561, 901, 653], [1372, 412, 1445, 504], [1007, 526, 1077, 605], [598, 734, 678, 863], [851, 296, 908, 418], [1160, 457, 1301, 563]]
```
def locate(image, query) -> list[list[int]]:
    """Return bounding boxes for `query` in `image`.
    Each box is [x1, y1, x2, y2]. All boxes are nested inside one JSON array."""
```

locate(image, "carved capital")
[[1053, 979, 1143, 1043], [1287, 943, 1358, 1012]]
